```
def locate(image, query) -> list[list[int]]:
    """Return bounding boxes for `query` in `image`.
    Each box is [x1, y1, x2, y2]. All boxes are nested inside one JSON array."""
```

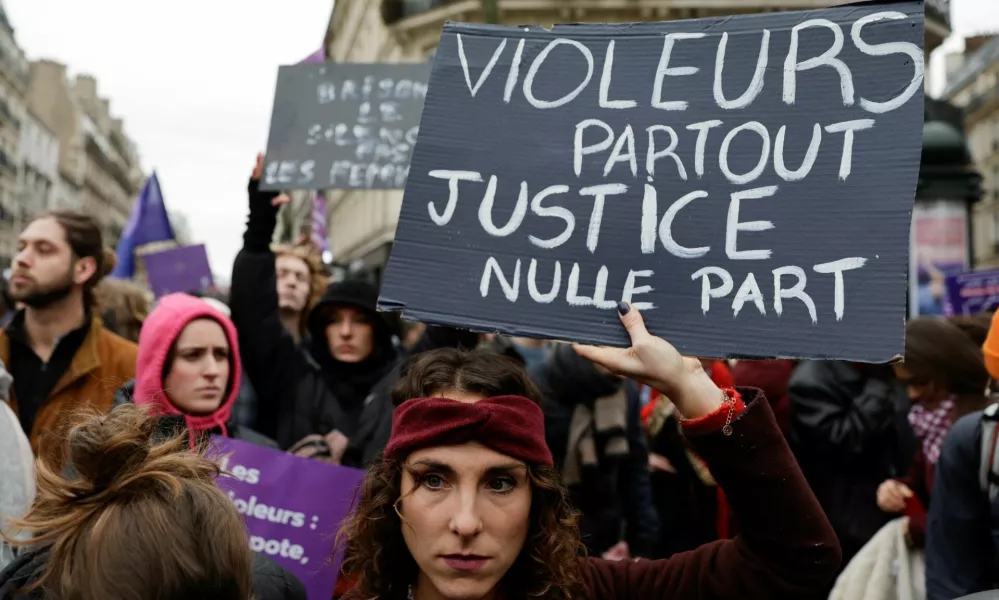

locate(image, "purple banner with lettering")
[[210, 436, 365, 600], [143, 244, 215, 298], [944, 269, 999, 317]]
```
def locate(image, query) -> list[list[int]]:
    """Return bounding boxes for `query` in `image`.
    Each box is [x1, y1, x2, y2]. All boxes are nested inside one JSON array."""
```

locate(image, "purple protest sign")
[[142, 244, 215, 298], [210, 436, 365, 600], [944, 269, 999, 317]]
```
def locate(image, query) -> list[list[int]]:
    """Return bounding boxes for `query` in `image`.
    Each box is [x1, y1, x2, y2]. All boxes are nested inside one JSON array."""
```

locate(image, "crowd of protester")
[[0, 154, 995, 599]]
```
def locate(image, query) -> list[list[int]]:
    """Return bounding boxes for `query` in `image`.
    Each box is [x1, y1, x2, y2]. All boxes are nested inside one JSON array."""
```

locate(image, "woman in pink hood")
[[113, 293, 276, 449]]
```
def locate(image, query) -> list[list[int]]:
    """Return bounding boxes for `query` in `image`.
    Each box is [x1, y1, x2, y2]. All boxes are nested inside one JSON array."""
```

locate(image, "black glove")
[[243, 177, 281, 252]]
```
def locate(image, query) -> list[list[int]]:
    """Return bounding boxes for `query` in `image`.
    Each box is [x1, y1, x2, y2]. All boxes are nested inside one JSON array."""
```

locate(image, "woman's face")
[[893, 363, 947, 406], [399, 389, 532, 600], [164, 319, 230, 415], [324, 305, 375, 363]]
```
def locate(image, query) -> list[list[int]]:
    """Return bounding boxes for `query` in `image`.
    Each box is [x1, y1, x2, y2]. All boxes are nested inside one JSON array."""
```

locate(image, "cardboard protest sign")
[[378, 2, 925, 361], [944, 269, 999, 317], [143, 244, 214, 298], [261, 63, 431, 191], [211, 436, 365, 600]]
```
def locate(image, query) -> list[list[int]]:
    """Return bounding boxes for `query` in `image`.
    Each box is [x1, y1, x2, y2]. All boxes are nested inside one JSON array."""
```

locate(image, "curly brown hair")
[[95, 277, 151, 342], [337, 348, 587, 600]]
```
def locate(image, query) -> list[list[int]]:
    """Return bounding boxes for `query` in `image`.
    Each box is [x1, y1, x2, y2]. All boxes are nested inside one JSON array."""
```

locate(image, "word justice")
[[428, 171, 800, 260], [456, 11, 921, 115]]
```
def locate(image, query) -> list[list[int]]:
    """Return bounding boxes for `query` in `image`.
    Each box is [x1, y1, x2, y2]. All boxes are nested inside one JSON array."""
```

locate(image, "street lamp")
[[482, 0, 498, 23]]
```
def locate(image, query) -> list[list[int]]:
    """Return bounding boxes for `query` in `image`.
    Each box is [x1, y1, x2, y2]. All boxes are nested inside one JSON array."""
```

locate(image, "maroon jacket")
[[578, 390, 840, 598], [732, 360, 796, 436]]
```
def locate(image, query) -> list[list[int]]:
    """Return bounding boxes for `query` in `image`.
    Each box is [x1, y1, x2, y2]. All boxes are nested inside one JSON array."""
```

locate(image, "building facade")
[[942, 36, 999, 268], [25, 62, 144, 248], [18, 110, 59, 218], [0, 1, 28, 266], [321, 0, 952, 277]]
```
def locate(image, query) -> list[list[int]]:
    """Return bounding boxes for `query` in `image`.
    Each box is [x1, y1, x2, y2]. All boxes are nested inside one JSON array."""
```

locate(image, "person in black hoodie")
[[285, 278, 399, 463], [230, 155, 477, 466], [0, 403, 305, 600], [531, 343, 660, 559]]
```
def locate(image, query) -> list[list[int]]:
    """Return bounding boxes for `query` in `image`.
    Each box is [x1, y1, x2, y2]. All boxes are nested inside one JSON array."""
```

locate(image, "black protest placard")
[[260, 63, 431, 191], [378, 2, 924, 361]]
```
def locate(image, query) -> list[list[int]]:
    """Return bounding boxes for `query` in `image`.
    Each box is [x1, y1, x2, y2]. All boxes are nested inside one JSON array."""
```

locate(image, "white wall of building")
[[18, 110, 58, 215]]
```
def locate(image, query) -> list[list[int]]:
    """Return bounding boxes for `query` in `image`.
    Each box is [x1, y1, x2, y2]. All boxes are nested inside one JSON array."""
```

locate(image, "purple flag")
[[311, 191, 330, 255], [211, 436, 364, 600], [143, 244, 214, 298], [111, 173, 175, 278]]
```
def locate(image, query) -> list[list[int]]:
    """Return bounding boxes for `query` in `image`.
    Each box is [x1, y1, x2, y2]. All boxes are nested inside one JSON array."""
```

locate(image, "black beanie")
[[307, 279, 393, 342]]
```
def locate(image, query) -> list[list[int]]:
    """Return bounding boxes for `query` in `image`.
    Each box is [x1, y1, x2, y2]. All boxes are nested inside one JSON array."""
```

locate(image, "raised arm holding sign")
[[378, 2, 925, 362]]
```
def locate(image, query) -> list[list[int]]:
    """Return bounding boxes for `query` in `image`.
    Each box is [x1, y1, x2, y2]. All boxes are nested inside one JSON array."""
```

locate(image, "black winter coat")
[[788, 360, 917, 564], [925, 410, 999, 599], [0, 547, 306, 600], [230, 179, 395, 461], [532, 346, 660, 558]]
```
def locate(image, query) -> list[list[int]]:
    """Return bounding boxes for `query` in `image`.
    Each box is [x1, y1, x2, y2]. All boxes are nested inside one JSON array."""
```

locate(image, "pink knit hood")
[[133, 293, 241, 445]]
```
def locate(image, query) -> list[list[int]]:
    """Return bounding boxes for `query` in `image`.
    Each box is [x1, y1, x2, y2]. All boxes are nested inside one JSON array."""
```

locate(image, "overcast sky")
[[5, 0, 332, 284], [4, 0, 999, 281]]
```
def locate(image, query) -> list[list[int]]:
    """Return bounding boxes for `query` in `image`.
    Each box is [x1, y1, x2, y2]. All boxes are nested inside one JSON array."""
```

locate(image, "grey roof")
[[942, 35, 999, 100]]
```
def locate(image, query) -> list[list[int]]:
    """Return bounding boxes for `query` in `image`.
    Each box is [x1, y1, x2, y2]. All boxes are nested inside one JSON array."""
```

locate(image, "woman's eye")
[[486, 477, 515, 493], [422, 474, 446, 490]]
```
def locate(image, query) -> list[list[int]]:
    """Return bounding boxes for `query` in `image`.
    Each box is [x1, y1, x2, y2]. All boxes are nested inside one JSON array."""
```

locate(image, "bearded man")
[[0, 211, 137, 468]]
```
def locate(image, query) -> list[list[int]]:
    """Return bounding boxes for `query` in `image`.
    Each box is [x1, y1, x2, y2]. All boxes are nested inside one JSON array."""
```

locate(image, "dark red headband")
[[384, 395, 553, 466]]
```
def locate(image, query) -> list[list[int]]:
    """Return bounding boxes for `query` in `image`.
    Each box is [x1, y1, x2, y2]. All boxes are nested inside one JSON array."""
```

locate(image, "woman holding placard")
[[336, 303, 841, 600]]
